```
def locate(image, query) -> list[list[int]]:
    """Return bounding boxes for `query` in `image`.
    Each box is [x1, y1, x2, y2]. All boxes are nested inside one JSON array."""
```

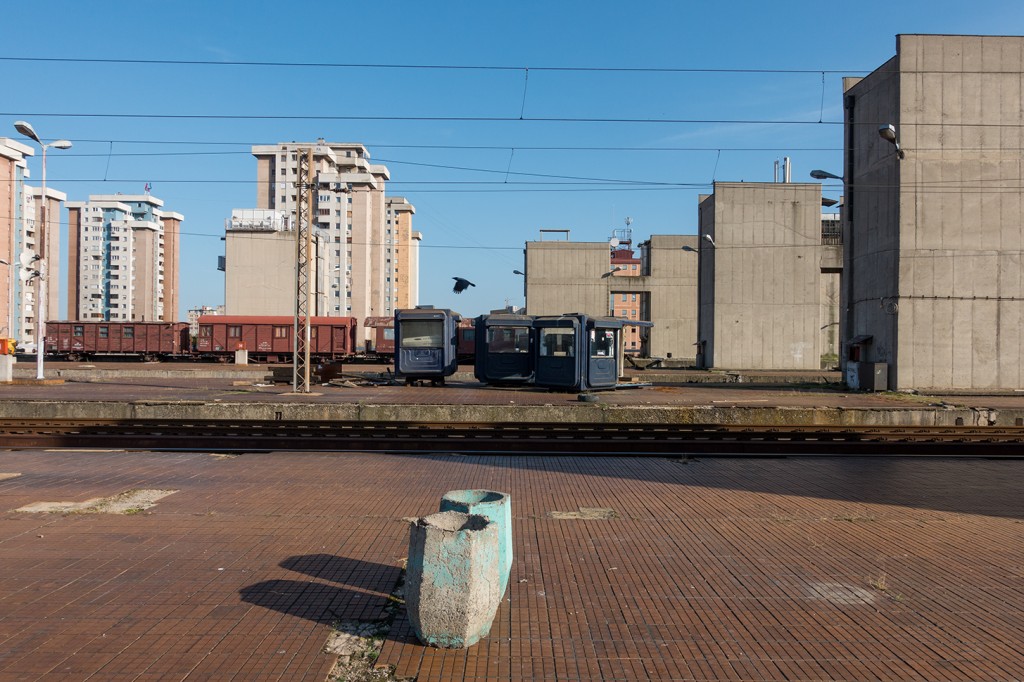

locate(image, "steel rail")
[[0, 419, 1022, 456]]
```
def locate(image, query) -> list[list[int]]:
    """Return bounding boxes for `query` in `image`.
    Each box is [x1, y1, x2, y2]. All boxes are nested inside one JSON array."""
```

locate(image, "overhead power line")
[[0, 55, 870, 74], [2, 110, 844, 125]]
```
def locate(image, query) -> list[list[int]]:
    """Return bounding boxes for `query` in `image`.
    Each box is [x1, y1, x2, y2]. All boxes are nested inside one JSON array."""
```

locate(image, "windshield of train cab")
[[401, 319, 444, 348]]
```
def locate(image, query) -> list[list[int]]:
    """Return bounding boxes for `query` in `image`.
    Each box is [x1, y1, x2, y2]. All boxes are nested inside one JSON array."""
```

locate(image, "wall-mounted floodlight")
[[878, 124, 905, 159], [703, 234, 716, 247]]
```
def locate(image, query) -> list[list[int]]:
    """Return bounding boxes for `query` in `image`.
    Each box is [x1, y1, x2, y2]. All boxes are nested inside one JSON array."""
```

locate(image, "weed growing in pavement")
[[867, 572, 905, 603]]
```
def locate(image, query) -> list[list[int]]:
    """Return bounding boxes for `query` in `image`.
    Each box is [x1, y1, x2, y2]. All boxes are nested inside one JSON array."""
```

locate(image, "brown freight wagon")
[[45, 321, 191, 361], [364, 316, 396, 356], [195, 315, 357, 363]]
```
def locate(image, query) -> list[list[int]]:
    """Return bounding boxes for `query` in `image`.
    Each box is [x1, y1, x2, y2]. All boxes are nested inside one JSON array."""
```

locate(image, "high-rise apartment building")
[[225, 140, 420, 348], [385, 196, 421, 312], [1, 138, 65, 350], [66, 194, 183, 322]]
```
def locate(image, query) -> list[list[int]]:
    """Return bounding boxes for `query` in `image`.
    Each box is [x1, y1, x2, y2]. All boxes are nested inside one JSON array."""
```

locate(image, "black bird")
[[452, 277, 476, 294]]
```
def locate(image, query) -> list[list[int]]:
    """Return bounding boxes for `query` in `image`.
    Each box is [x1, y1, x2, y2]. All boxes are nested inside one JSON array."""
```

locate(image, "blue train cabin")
[[394, 307, 460, 385], [474, 314, 534, 385], [532, 314, 624, 391]]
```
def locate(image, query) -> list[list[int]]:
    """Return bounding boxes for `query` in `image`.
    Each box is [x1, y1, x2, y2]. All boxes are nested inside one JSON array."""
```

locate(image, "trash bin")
[[405, 511, 502, 649]]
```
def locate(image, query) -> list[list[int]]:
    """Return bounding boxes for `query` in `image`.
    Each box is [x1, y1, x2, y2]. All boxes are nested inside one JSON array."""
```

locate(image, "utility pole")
[[293, 148, 314, 393]]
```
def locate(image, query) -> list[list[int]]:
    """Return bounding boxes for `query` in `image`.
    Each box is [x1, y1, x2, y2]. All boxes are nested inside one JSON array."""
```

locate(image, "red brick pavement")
[[0, 450, 1022, 680]]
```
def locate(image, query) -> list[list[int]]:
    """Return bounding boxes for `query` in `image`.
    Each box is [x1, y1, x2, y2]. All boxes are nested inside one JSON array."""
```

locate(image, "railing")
[[821, 223, 842, 245]]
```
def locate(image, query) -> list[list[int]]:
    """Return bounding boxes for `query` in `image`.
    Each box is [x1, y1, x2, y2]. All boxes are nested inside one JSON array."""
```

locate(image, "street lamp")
[[810, 169, 843, 181], [878, 124, 905, 159], [703, 234, 716, 247], [14, 120, 72, 380]]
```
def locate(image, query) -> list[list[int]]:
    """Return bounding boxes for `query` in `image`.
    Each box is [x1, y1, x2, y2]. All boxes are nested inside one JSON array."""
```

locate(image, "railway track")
[[1, 419, 1023, 456]]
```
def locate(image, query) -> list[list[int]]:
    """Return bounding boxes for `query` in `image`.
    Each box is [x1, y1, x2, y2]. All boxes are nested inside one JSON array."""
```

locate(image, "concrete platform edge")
[[0, 400, 1013, 426]]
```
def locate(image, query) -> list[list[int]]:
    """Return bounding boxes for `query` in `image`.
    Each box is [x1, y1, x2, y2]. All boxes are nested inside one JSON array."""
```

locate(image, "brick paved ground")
[[0, 450, 1022, 681]]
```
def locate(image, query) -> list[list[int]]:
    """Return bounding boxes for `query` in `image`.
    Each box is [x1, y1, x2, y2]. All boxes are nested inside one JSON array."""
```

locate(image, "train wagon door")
[[585, 320, 621, 389], [534, 317, 582, 390]]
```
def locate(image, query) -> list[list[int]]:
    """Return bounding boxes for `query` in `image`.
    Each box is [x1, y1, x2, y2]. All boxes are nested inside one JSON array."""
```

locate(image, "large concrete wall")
[[845, 35, 1024, 390], [524, 241, 611, 317], [225, 231, 297, 316], [698, 182, 823, 370], [640, 235, 698, 360]]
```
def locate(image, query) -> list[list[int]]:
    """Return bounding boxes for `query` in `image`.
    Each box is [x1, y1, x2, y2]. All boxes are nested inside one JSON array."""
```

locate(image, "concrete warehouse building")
[[842, 34, 1024, 390], [523, 230, 699, 362], [697, 182, 841, 370]]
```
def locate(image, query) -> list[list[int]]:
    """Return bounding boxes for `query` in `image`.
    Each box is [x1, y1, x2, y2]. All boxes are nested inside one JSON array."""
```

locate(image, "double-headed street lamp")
[[14, 120, 72, 380]]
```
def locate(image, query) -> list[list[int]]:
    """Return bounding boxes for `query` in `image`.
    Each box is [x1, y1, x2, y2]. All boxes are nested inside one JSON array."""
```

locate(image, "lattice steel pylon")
[[293, 148, 315, 392]]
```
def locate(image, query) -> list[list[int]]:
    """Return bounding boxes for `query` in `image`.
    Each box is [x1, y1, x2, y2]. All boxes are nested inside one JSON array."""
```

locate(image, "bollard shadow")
[[240, 554, 403, 625]]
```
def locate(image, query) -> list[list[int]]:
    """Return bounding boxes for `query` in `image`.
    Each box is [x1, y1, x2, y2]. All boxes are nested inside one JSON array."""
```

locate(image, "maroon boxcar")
[[364, 316, 396, 357], [45, 321, 190, 361], [195, 315, 357, 363], [456, 318, 476, 362]]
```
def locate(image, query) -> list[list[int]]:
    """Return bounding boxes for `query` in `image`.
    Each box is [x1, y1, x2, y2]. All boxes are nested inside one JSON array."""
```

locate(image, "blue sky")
[[3, 0, 1021, 318]]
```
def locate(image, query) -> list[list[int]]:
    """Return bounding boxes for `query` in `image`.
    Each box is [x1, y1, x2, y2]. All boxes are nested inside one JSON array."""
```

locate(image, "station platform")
[[0, 447, 1021, 680], [3, 361, 1024, 426]]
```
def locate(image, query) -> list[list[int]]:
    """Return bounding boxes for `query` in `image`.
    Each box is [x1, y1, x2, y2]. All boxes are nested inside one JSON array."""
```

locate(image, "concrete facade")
[[843, 35, 1024, 390], [66, 195, 180, 322], [224, 226, 326, 317], [697, 182, 827, 370], [523, 233, 699, 361]]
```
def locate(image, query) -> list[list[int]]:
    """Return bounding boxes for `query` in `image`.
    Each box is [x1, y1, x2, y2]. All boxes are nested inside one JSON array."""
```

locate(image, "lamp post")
[[0, 258, 9, 338], [14, 121, 72, 380]]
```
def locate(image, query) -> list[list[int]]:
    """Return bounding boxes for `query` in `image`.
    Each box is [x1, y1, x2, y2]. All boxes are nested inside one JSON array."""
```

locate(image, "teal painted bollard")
[[406, 511, 502, 649], [439, 490, 513, 599]]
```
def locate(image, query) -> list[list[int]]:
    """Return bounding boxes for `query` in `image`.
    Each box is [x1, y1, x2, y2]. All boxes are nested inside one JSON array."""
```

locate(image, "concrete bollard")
[[234, 349, 248, 365], [0, 355, 13, 383], [440, 489, 512, 599], [406, 511, 501, 649]]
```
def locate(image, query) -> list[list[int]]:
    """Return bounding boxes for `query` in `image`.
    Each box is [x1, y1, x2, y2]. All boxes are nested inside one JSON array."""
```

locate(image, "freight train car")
[[195, 315, 357, 363], [45, 321, 191, 361], [364, 316, 396, 357]]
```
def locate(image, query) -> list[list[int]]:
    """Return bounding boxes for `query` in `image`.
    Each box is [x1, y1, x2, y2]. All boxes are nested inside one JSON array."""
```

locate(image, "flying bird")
[[452, 277, 476, 294]]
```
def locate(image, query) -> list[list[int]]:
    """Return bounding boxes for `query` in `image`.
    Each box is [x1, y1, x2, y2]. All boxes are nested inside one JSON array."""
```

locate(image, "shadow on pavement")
[[240, 554, 403, 624]]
